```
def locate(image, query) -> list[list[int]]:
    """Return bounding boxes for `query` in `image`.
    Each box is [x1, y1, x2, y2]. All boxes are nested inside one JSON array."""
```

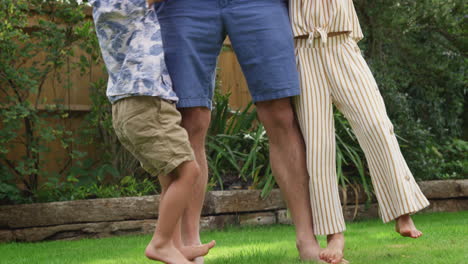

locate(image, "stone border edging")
[[0, 180, 466, 242]]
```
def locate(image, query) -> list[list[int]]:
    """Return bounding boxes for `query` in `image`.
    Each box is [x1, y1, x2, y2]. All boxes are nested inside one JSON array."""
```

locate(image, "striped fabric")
[[289, 0, 364, 43], [293, 35, 430, 235]]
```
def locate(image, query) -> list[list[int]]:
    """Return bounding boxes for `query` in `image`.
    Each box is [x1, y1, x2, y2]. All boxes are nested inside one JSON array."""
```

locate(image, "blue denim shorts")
[[154, 0, 300, 109]]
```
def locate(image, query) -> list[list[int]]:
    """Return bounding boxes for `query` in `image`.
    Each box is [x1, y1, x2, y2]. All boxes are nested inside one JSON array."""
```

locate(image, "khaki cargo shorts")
[[112, 96, 195, 177]]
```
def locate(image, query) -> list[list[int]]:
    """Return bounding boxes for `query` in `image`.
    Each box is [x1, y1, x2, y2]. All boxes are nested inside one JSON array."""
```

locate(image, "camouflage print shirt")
[[90, 0, 176, 103]]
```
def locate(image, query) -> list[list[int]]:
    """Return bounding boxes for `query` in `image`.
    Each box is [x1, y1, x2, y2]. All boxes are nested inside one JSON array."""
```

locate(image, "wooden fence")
[[2, 6, 252, 181], [30, 6, 252, 110]]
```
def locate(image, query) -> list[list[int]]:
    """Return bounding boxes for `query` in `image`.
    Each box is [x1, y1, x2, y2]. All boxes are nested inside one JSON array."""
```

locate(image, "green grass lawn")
[[1, 211, 467, 264]]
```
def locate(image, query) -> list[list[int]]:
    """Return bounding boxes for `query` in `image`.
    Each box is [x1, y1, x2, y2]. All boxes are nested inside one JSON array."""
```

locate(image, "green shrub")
[[1, 0, 465, 205], [0, 0, 93, 201], [354, 0, 466, 181], [207, 90, 273, 196]]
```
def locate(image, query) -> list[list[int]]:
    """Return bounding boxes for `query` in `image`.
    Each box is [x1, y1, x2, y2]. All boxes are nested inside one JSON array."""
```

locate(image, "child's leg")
[[158, 173, 215, 261], [145, 160, 199, 263], [326, 36, 430, 236], [111, 97, 216, 263]]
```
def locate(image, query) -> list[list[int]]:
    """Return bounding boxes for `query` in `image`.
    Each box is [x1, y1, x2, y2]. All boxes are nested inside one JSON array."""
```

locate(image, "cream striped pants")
[[293, 34, 430, 235]]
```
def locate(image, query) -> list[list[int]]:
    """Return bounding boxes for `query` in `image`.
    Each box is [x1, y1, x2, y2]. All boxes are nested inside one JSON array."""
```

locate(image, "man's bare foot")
[[320, 233, 346, 264], [296, 238, 325, 262], [180, 240, 216, 260], [145, 239, 194, 264], [395, 214, 423, 238]]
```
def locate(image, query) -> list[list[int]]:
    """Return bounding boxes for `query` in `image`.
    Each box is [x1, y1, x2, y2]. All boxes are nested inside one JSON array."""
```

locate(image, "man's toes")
[[182, 242, 215, 260], [196, 241, 215, 256], [207, 240, 216, 249]]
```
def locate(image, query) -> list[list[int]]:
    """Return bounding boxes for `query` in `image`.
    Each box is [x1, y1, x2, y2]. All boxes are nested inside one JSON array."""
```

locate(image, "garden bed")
[[0, 179, 467, 243]]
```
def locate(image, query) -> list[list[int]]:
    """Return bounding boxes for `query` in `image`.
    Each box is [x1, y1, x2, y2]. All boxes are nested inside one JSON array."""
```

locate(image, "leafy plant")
[[207, 90, 374, 201], [35, 169, 159, 203], [0, 165, 25, 204], [207, 89, 274, 195], [0, 0, 94, 200], [354, 0, 466, 181], [426, 139, 468, 180], [1, 0, 465, 206]]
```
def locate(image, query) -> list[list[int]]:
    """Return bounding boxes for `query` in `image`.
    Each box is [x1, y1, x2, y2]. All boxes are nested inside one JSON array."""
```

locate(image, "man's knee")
[[180, 107, 211, 141], [256, 98, 296, 130]]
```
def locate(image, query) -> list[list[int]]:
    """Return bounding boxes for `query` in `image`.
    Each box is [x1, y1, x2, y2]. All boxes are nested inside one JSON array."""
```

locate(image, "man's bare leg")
[[256, 98, 322, 262], [180, 107, 212, 264], [145, 161, 200, 264], [395, 214, 423, 238]]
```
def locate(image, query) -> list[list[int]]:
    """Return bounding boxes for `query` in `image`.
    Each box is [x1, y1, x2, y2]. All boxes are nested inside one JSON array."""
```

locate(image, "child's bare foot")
[[395, 214, 423, 238], [145, 240, 194, 264], [320, 233, 346, 264], [296, 238, 325, 262], [180, 240, 216, 260]]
